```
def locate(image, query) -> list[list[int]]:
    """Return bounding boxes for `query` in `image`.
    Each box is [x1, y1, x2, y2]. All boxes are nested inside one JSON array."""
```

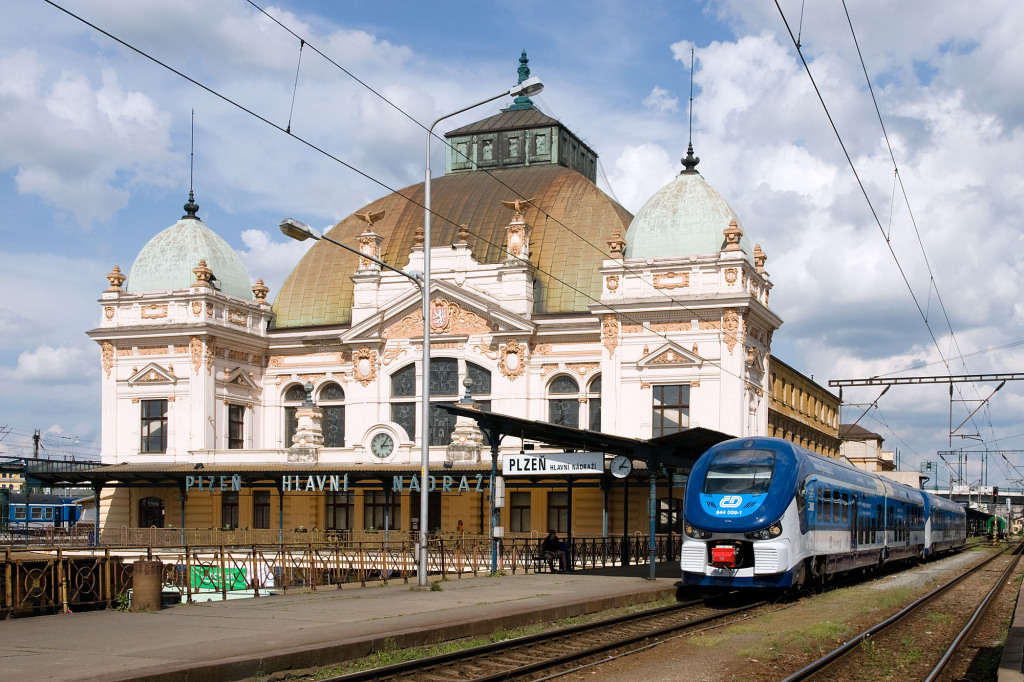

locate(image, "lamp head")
[[280, 218, 323, 242], [510, 76, 543, 97]]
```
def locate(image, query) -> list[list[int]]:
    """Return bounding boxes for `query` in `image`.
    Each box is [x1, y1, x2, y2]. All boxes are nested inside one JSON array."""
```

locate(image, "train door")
[[850, 496, 858, 551]]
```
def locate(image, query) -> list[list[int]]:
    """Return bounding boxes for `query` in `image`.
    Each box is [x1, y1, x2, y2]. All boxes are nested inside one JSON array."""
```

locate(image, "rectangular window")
[[510, 491, 531, 533], [391, 403, 416, 441], [284, 406, 298, 447], [841, 493, 849, 523], [30, 507, 43, 520], [652, 385, 689, 436], [363, 491, 400, 530], [253, 491, 271, 529], [14, 506, 26, 520], [44, 507, 53, 520], [588, 398, 601, 431], [228, 405, 245, 449], [325, 491, 353, 531], [141, 399, 168, 453], [547, 491, 568, 534], [221, 492, 239, 529]]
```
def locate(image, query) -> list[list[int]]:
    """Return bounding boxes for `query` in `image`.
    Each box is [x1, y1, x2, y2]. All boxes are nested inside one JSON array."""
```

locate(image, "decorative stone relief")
[[227, 309, 247, 326], [622, 322, 643, 334], [104, 307, 114, 320], [724, 268, 738, 285], [227, 349, 249, 363], [653, 271, 689, 289], [298, 373, 326, 384], [605, 275, 619, 292], [139, 346, 167, 356], [650, 350, 686, 364], [601, 314, 619, 356], [101, 342, 114, 377], [640, 382, 651, 389], [385, 299, 491, 339], [723, 310, 742, 355], [190, 337, 202, 374], [540, 363, 559, 377], [117, 347, 132, 357], [567, 362, 598, 376], [206, 339, 217, 374], [141, 304, 168, 319], [530, 343, 552, 355], [473, 344, 500, 360], [499, 339, 527, 380], [381, 345, 407, 366], [174, 345, 188, 354], [192, 301, 203, 317], [268, 356, 284, 368], [651, 321, 690, 332], [353, 347, 377, 386], [699, 319, 722, 330]]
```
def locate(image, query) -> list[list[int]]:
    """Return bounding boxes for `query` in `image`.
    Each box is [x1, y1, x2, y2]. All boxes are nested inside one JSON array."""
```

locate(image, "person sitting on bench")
[[541, 529, 567, 573]]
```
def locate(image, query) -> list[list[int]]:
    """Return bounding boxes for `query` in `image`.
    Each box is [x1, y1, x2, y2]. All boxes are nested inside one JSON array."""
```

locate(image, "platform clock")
[[609, 455, 632, 478]]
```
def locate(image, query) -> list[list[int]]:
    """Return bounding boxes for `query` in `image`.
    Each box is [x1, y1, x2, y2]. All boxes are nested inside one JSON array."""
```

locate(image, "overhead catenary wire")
[[774, 0, 1000, 456]]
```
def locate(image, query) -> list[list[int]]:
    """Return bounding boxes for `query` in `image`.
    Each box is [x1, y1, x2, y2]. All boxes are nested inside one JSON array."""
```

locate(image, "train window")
[[702, 449, 775, 495], [816, 488, 823, 522], [14, 506, 26, 520], [823, 489, 833, 523], [841, 493, 848, 523], [44, 507, 53, 520], [30, 507, 43, 520]]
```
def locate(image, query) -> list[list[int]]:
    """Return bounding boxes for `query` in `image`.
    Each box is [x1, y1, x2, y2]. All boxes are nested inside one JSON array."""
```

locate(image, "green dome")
[[127, 203, 252, 300], [624, 170, 752, 261]]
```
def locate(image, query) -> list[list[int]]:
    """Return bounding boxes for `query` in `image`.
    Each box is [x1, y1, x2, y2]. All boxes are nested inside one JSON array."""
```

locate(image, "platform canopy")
[[440, 404, 732, 471]]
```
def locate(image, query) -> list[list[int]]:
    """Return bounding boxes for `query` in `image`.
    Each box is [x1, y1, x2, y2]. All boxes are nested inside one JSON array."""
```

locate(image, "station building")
[[80, 55, 837, 541]]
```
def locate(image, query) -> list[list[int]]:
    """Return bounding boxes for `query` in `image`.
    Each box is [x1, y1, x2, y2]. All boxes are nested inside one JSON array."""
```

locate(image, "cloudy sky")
[[1, 0, 1022, 487]]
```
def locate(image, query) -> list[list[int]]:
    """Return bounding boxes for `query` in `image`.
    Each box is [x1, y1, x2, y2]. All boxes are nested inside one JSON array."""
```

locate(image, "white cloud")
[[237, 229, 315, 296], [643, 86, 679, 114], [0, 344, 95, 385]]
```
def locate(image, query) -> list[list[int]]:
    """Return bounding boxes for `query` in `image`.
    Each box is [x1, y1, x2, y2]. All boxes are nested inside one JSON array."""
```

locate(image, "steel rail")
[[326, 597, 766, 681], [924, 543, 1024, 681], [780, 545, 1015, 681]]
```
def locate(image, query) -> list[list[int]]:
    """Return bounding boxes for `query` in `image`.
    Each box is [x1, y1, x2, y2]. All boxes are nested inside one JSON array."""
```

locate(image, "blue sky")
[[2, 1, 1023, 488]]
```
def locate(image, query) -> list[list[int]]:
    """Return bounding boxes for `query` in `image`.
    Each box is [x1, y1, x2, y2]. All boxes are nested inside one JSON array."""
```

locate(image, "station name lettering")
[[183, 473, 487, 494]]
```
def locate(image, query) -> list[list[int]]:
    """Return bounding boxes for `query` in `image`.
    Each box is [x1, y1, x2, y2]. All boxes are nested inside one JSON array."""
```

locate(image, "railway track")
[[781, 542, 1023, 681], [324, 595, 780, 681]]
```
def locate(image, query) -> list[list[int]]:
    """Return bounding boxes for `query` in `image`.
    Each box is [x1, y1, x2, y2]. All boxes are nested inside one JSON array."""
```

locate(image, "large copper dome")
[[272, 164, 633, 328]]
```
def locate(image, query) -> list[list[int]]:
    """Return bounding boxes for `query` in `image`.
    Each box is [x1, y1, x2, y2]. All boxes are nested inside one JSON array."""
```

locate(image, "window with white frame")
[[319, 382, 345, 447], [652, 384, 690, 436], [282, 384, 306, 447], [141, 399, 168, 453], [228, 404, 245, 449], [548, 375, 580, 427], [587, 375, 602, 431]]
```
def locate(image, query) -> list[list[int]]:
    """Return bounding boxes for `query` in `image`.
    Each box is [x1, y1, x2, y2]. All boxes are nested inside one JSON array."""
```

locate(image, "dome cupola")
[[624, 145, 753, 261], [126, 193, 253, 300]]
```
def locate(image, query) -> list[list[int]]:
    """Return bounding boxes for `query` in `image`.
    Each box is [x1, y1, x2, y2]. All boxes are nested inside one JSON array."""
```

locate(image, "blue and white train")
[[681, 437, 966, 590]]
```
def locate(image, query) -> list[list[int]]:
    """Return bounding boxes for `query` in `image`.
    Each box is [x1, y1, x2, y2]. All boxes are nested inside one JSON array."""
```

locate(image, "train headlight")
[[744, 521, 783, 540], [684, 522, 712, 539]]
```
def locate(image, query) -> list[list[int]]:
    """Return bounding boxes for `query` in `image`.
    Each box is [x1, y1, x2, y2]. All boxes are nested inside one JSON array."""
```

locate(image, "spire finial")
[[183, 109, 201, 218], [508, 49, 535, 111], [680, 48, 700, 174]]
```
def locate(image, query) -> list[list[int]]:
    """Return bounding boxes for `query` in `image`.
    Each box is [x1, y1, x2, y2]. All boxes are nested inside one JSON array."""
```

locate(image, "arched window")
[[548, 375, 580, 427], [390, 364, 417, 440], [282, 384, 307, 447], [139, 496, 164, 528], [391, 360, 492, 446], [587, 375, 602, 431], [318, 382, 345, 448]]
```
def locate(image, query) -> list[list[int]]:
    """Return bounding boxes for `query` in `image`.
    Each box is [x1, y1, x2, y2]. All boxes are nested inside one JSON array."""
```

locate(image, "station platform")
[[1000, 567, 1024, 681], [0, 563, 682, 682]]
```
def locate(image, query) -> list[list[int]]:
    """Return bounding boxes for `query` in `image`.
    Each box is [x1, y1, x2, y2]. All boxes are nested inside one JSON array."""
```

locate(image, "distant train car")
[[7, 492, 84, 534], [681, 437, 966, 590], [986, 515, 1007, 541]]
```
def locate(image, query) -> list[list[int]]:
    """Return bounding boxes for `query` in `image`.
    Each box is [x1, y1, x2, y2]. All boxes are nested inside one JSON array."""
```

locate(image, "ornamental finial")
[[508, 50, 535, 111], [183, 190, 200, 219]]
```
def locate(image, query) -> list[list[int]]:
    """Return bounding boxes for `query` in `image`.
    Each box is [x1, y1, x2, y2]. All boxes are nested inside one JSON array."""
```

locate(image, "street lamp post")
[[281, 75, 543, 586], [422, 76, 542, 580]]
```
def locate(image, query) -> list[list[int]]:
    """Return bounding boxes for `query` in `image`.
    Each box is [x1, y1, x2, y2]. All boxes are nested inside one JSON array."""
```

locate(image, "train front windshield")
[[702, 449, 776, 495]]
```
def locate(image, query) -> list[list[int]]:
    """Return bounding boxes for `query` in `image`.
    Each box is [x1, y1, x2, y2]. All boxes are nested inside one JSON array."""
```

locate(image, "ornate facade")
[[85, 55, 811, 538]]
